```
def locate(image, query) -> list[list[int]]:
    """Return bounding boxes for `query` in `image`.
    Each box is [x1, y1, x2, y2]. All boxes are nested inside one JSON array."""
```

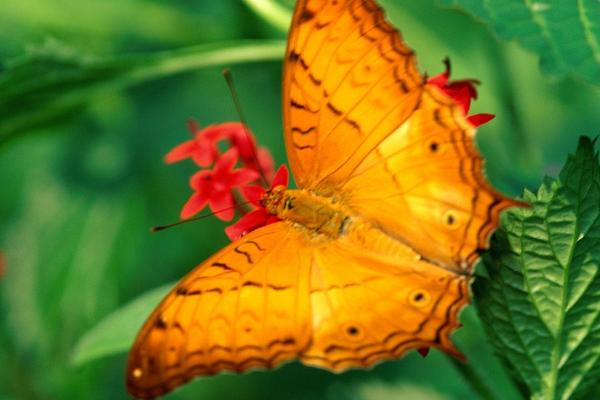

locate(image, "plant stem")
[[447, 355, 499, 400], [241, 0, 292, 33], [128, 40, 286, 83]]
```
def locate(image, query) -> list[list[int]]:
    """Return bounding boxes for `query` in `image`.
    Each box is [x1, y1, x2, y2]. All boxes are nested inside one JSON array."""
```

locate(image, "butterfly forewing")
[[283, 0, 424, 187], [126, 223, 312, 399]]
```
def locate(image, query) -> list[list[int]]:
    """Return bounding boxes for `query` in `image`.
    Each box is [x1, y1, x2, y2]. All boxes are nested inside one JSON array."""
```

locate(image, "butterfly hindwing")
[[126, 223, 312, 399], [302, 230, 468, 370]]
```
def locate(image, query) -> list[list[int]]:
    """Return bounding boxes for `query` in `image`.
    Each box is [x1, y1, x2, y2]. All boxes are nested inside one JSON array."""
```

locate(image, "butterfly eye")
[[409, 290, 431, 307], [283, 197, 295, 210]]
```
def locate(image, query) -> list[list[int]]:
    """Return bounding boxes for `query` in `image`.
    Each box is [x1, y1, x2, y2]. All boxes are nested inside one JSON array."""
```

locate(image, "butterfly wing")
[[301, 226, 468, 370], [283, 0, 424, 187], [340, 86, 523, 272], [126, 222, 313, 399], [284, 0, 521, 272], [127, 220, 468, 397]]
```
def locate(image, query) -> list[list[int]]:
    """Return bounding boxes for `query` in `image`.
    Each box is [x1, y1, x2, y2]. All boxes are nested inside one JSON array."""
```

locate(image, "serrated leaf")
[[438, 0, 600, 85], [0, 39, 285, 145], [476, 137, 600, 400], [72, 282, 173, 366]]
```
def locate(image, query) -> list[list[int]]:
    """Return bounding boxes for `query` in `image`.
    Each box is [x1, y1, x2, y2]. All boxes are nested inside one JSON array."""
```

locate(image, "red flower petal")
[[225, 209, 269, 241], [189, 170, 212, 191], [468, 113, 495, 127], [428, 72, 449, 88], [428, 59, 480, 115], [242, 186, 266, 207], [213, 148, 239, 180], [209, 191, 235, 221], [164, 140, 198, 164], [227, 123, 257, 159], [272, 165, 289, 188], [451, 79, 479, 100], [228, 168, 260, 187], [200, 124, 235, 142], [444, 84, 473, 114], [242, 185, 266, 207], [417, 347, 430, 358], [180, 192, 209, 219], [190, 136, 218, 167], [266, 215, 280, 225]]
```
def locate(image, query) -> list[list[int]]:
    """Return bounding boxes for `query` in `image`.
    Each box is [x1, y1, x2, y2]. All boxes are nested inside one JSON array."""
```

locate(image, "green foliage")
[[72, 282, 172, 367], [439, 0, 600, 85], [476, 137, 600, 400], [0, 39, 284, 145], [1, 0, 600, 399]]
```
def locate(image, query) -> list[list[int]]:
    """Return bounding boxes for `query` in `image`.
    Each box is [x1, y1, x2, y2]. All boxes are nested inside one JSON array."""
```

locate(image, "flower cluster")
[[166, 120, 285, 240], [428, 59, 495, 128]]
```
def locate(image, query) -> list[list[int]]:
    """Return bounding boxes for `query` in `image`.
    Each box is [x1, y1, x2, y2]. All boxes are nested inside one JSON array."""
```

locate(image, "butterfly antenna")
[[223, 69, 270, 188], [151, 201, 251, 232]]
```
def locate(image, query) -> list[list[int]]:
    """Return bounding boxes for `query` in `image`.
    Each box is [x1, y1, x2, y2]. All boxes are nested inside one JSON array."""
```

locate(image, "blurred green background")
[[1, 0, 599, 399]]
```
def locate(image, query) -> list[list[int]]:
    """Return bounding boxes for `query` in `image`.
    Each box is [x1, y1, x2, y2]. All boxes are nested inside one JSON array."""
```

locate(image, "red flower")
[[428, 59, 494, 128], [165, 121, 274, 181], [225, 124, 275, 182], [225, 165, 289, 241], [165, 120, 219, 167], [180, 148, 259, 221]]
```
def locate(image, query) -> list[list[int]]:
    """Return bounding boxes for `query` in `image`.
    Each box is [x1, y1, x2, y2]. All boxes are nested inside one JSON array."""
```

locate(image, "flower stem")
[[447, 355, 499, 400]]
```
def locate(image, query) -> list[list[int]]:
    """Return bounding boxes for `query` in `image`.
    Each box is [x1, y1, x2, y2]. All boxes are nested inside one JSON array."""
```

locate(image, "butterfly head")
[[262, 185, 287, 214]]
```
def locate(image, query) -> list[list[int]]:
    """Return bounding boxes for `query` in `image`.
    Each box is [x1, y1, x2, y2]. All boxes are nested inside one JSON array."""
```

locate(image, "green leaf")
[[438, 0, 600, 85], [72, 282, 173, 366], [476, 137, 600, 400], [0, 39, 285, 146]]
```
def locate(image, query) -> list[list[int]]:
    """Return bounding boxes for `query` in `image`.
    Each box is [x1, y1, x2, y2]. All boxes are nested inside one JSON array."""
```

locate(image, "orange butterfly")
[[126, 0, 523, 398]]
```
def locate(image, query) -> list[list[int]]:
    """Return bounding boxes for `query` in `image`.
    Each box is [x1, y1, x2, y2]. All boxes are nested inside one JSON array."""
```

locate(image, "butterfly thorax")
[[263, 188, 350, 239], [263, 188, 425, 263]]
